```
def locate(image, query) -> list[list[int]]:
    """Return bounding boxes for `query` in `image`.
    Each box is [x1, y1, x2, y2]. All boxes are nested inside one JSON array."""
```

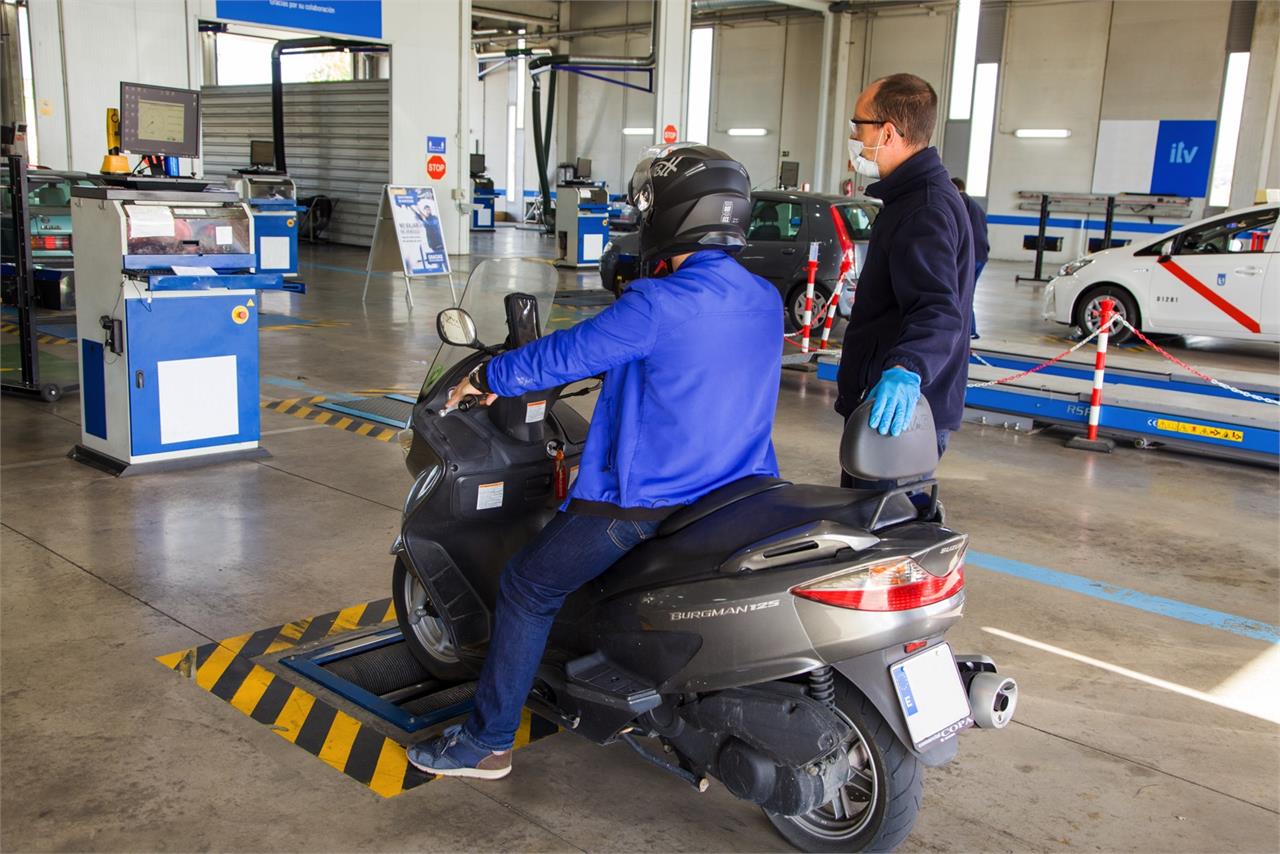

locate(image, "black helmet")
[[628, 143, 752, 263]]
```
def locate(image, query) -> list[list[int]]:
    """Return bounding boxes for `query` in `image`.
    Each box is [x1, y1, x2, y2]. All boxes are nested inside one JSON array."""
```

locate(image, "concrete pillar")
[[820, 12, 854, 191], [384, 0, 471, 254], [653, 0, 691, 145]]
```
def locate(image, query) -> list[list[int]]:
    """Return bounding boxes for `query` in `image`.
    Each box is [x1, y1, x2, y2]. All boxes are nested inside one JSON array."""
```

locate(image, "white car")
[[1042, 203, 1279, 345]]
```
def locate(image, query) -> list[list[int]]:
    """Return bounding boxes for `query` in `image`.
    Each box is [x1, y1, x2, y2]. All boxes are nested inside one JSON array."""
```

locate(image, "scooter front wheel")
[[392, 558, 474, 682], [765, 676, 923, 853]]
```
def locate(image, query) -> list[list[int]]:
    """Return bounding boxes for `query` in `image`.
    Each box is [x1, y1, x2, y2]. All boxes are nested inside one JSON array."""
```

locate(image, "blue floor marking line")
[[259, 375, 359, 401], [967, 550, 1280, 644]]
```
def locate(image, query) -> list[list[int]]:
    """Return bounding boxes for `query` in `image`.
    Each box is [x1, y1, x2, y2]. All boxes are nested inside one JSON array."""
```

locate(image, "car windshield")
[[419, 258, 559, 399]]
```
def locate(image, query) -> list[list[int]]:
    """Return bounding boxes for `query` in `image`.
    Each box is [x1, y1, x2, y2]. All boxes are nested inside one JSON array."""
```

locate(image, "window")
[[215, 33, 355, 84], [1209, 51, 1250, 208], [835, 203, 876, 241], [686, 28, 714, 145], [748, 200, 803, 241], [1173, 208, 1277, 256], [964, 63, 998, 197], [949, 0, 981, 121]]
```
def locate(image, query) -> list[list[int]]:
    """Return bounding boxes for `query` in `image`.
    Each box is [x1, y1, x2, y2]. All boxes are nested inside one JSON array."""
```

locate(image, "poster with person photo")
[[387, 186, 451, 276]]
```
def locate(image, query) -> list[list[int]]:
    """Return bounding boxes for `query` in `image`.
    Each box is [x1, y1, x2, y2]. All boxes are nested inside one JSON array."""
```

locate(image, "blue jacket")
[[837, 147, 975, 430], [486, 250, 783, 512]]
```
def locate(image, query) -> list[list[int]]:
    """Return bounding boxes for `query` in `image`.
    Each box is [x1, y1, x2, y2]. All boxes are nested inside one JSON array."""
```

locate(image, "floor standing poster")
[[363, 186, 456, 305]]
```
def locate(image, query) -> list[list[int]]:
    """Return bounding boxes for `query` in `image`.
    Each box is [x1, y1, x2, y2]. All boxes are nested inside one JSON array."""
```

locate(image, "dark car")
[[601, 191, 879, 331]]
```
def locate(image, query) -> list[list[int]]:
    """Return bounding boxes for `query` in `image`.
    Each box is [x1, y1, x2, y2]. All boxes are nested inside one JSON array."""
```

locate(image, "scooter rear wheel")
[[765, 676, 923, 852], [392, 558, 473, 682]]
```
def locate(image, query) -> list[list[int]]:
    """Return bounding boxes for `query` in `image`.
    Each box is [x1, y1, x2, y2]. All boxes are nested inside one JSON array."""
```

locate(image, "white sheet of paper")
[[126, 205, 176, 238], [583, 233, 605, 261], [214, 226, 233, 245], [171, 265, 216, 276]]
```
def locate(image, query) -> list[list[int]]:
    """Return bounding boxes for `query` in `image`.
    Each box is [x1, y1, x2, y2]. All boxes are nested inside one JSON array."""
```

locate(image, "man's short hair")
[[871, 73, 938, 148], [951, 177, 966, 192]]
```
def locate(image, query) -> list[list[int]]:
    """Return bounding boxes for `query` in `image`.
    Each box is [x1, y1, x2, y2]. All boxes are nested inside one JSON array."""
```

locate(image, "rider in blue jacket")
[[409, 145, 783, 779]]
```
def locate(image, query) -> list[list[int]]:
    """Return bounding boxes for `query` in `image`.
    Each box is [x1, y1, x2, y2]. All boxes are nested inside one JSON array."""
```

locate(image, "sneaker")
[[407, 724, 512, 780]]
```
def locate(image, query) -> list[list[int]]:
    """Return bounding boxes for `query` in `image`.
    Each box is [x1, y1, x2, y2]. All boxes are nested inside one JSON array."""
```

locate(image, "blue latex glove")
[[867, 366, 921, 436]]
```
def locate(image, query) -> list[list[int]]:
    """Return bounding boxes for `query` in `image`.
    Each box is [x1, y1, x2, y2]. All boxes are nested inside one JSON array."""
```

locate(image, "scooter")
[[391, 260, 1017, 853]]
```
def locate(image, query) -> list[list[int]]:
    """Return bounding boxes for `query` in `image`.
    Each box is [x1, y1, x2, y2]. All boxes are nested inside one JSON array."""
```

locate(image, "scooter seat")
[[598, 483, 918, 599], [657, 476, 791, 537]]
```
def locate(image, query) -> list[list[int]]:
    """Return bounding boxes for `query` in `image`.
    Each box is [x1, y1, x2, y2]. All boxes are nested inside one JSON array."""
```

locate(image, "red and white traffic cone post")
[[1066, 297, 1117, 453], [819, 248, 856, 350], [799, 242, 820, 354]]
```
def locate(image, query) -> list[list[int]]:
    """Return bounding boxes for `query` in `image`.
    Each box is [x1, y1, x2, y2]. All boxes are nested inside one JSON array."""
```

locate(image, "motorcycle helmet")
[[628, 143, 752, 264]]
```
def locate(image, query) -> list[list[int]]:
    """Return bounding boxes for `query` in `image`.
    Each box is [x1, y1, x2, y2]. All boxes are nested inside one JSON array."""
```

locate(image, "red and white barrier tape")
[[1112, 317, 1280, 406], [965, 325, 1108, 389]]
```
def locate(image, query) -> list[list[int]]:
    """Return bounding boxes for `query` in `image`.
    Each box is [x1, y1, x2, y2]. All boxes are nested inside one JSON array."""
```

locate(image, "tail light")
[[31, 235, 71, 251], [828, 205, 855, 279], [792, 557, 964, 612]]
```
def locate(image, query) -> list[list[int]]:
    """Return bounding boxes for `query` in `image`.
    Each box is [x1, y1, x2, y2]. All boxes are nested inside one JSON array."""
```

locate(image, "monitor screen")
[[470, 153, 486, 175], [119, 82, 201, 158], [250, 140, 275, 168], [575, 157, 591, 179], [779, 160, 800, 187]]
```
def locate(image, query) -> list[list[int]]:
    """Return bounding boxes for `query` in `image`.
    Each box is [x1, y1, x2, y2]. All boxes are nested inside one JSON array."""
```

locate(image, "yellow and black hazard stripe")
[[260, 396, 401, 442], [0, 322, 74, 346], [261, 319, 351, 333], [156, 597, 558, 798]]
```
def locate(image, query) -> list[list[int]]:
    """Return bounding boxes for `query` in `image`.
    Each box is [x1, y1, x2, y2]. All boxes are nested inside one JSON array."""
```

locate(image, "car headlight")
[[1058, 258, 1093, 277]]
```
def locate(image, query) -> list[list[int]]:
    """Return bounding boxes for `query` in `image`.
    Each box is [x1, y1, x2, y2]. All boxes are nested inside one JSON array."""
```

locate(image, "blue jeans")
[[463, 512, 662, 751]]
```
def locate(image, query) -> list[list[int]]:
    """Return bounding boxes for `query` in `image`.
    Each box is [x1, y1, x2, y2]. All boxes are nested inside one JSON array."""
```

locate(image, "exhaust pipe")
[[967, 672, 1018, 729]]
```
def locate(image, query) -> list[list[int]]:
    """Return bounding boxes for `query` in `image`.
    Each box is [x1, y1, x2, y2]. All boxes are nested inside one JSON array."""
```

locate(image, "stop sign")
[[663, 124, 678, 144], [427, 155, 447, 180]]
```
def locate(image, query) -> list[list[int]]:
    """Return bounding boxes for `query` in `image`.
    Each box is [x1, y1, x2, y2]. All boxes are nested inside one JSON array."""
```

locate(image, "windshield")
[[419, 258, 559, 398]]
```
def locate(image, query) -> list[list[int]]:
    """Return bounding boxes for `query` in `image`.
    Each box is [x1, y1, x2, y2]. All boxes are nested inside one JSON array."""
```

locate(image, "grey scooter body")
[[392, 293, 1012, 844]]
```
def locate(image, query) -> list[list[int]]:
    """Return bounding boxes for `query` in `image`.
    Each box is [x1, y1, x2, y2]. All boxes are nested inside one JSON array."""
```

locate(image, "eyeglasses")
[[849, 118, 887, 129]]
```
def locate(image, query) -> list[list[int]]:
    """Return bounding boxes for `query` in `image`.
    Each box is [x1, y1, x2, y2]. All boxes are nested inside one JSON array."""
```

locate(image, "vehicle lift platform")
[[816, 342, 1279, 466]]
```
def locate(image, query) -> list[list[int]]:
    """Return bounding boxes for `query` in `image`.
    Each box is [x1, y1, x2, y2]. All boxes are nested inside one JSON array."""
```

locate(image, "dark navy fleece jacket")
[[837, 147, 974, 430]]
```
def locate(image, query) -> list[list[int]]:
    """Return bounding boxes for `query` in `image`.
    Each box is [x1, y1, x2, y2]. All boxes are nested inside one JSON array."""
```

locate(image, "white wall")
[[28, 0, 193, 174]]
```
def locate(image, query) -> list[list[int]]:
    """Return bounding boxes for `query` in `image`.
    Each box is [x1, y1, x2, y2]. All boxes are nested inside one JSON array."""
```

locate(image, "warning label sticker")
[[525, 400, 547, 424], [477, 481, 504, 510], [1154, 419, 1244, 443]]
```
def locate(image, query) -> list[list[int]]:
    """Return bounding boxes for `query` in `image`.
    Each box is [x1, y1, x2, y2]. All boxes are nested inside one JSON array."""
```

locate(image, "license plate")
[[889, 642, 973, 750]]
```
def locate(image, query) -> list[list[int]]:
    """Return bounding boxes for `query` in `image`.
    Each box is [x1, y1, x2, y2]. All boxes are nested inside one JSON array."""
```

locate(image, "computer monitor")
[[470, 153, 486, 176], [119, 82, 201, 158], [250, 140, 275, 168], [779, 160, 800, 188], [575, 157, 592, 180]]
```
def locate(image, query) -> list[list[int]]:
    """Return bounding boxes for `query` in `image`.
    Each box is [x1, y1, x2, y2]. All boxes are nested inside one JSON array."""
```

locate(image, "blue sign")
[[1150, 120, 1216, 198], [427, 136, 447, 155], [215, 1, 382, 39]]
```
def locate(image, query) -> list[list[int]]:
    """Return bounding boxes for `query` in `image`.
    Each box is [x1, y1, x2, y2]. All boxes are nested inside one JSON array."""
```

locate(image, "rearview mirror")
[[437, 308, 479, 347]]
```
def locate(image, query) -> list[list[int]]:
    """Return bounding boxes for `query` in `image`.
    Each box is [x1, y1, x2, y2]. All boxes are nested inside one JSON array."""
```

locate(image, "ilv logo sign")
[[1093, 120, 1217, 199], [1168, 141, 1200, 164]]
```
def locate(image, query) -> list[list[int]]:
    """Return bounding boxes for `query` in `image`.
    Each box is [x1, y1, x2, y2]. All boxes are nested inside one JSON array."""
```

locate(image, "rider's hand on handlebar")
[[446, 378, 497, 412]]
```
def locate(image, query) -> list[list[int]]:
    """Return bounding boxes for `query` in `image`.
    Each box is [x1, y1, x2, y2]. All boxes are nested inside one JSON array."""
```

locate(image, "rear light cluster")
[[792, 556, 964, 612], [31, 235, 71, 251]]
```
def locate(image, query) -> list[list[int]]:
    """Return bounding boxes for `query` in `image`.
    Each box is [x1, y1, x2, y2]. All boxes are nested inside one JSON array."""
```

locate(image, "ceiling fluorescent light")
[[622, 127, 654, 136], [1015, 128, 1071, 139], [727, 127, 768, 137]]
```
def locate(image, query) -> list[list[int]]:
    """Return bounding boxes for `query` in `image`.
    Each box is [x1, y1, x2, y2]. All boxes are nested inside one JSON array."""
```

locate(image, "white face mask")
[[847, 137, 883, 179]]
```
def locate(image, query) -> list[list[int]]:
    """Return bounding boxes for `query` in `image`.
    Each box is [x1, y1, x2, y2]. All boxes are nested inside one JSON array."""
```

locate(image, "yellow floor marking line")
[[260, 396, 400, 442], [155, 597, 556, 798]]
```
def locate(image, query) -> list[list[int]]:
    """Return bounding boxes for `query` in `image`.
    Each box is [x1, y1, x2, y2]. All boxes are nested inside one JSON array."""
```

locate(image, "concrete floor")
[[2, 228, 1278, 852]]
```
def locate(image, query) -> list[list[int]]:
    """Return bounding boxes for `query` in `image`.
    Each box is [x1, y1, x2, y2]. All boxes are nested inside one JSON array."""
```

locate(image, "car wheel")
[[1073, 285, 1138, 345], [787, 281, 834, 335]]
